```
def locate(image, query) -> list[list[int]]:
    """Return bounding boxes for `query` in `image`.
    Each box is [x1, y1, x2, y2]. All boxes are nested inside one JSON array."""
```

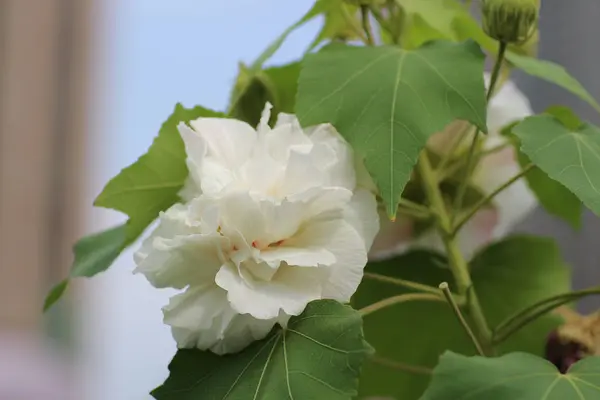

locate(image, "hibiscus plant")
[[44, 0, 600, 399]]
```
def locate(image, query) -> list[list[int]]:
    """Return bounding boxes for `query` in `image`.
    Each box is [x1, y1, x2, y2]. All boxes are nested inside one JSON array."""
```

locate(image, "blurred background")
[[0, 0, 599, 399]]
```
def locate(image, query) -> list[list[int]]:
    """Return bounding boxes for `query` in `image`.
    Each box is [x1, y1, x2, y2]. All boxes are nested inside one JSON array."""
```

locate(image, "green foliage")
[[151, 300, 371, 400], [307, 0, 361, 51], [95, 105, 224, 240], [397, 0, 469, 48], [353, 236, 569, 399], [505, 52, 600, 112], [296, 40, 487, 217], [422, 352, 600, 399], [513, 113, 600, 217], [43, 224, 127, 311], [229, 62, 301, 126], [502, 107, 583, 229]]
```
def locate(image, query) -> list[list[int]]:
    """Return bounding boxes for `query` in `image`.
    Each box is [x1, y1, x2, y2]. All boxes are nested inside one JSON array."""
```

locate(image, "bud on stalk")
[[482, 0, 539, 44]]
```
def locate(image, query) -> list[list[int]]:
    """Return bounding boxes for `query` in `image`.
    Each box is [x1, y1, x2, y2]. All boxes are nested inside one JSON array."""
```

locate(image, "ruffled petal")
[[133, 203, 227, 289], [164, 284, 278, 355], [189, 117, 256, 170], [344, 188, 380, 251], [215, 262, 326, 320]]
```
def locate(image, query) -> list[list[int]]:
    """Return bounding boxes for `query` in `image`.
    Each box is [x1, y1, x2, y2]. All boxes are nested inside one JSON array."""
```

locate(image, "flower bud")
[[482, 0, 539, 44]]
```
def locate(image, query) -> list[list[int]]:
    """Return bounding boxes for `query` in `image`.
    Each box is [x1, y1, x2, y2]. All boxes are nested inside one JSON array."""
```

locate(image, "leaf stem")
[[418, 152, 493, 354], [440, 282, 485, 356], [451, 41, 508, 224], [370, 355, 433, 375], [363, 272, 463, 301], [453, 163, 534, 235], [359, 293, 442, 317], [341, 5, 369, 44], [492, 286, 600, 344], [360, 5, 375, 46]]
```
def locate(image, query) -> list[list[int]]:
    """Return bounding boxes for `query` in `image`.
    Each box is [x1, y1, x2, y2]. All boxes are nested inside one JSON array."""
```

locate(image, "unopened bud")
[[482, 0, 538, 44]]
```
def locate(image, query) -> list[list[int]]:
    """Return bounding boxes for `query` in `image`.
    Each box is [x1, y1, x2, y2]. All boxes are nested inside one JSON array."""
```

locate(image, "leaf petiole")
[[363, 272, 463, 302], [492, 286, 600, 345], [453, 163, 534, 235], [439, 282, 485, 356], [359, 293, 443, 317]]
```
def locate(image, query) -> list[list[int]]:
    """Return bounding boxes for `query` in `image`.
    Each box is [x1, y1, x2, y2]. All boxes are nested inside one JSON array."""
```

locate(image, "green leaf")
[[151, 300, 371, 400], [505, 52, 600, 113], [518, 151, 582, 229], [43, 224, 127, 311], [353, 236, 569, 399], [95, 105, 224, 240], [306, 0, 360, 51], [296, 40, 487, 217], [230, 62, 301, 127], [396, 0, 465, 47], [250, 0, 331, 70], [513, 114, 600, 217], [43, 280, 69, 312], [422, 352, 600, 400]]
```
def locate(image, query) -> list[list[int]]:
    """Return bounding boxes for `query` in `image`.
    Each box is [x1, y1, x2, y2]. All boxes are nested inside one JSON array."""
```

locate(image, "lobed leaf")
[[422, 352, 600, 400], [296, 40, 487, 217], [152, 300, 372, 400]]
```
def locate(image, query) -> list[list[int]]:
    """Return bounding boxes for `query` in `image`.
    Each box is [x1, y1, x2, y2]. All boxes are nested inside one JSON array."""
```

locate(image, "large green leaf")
[[43, 224, 127, 311], [95, 105, 224, 240], [353, 236, 569, 399], [296, 40, 487, 217], [230, 62, 301, 127], [513, 114, 600, 217], [152, 300, 371, 400], [422, 352, 600, 399], [506, 53, 600, 113]]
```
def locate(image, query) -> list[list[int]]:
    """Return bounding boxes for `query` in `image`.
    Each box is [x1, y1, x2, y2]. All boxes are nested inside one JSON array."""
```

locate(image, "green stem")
[[363, 272, 463, 301], [453, 163, 534, 235], [399, 198, 431, 215], [451, 41, 508, 224], [341, 5, 368, 44], [360, 5, 375, 46], [370, 355, 433, 375], [492, 286, 600, 344], [418, 152, 493, 354], [360, 293, 442, 317], [440, 282, 485, 356]]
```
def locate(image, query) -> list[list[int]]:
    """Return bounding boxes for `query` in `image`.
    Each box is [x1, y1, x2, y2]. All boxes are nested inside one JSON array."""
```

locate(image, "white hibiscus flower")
[[370, 76, 537, 261], [134, 104, 379, 354]]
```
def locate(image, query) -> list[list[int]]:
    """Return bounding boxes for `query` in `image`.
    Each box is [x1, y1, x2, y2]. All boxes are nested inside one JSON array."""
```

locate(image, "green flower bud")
[[482, 0, 539, 44]]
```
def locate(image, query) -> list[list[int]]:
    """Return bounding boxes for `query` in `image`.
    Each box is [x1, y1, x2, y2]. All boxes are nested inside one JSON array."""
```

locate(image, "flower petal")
[[189, 116, 256, 170], [344, 188, 380, 251], [164, 284, 278, 354], [215, 262, 325, 319], [133, 204, 227, 289]]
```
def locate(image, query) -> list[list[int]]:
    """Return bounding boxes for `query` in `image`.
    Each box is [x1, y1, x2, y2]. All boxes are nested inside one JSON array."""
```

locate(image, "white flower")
[[134, 104, 379, 354], [370, 77, 537, 261]]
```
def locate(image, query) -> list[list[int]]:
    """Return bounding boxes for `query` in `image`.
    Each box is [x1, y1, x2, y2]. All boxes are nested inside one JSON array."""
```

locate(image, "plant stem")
[[399, 198, 431, 215], [453, 163, 534, 235], [363, 272, 463, 300], [341, 5, 369, 44], [451, 41, 508, 224], [360, 5, 375, 46], [370, 355, 433, 375], [360, 293, 442, 317], [418, 152, 493, 354], [440, 282, 485, 356], [492, 286, 600, 344]]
